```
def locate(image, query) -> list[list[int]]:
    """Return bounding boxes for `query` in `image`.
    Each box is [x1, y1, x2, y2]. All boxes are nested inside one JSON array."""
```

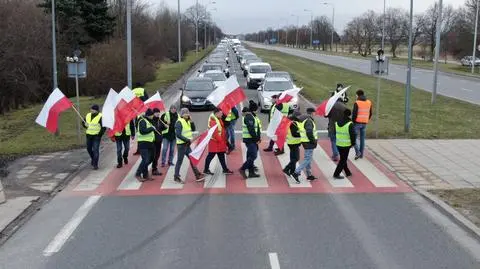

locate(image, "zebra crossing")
[[66, 140, 411, 196]]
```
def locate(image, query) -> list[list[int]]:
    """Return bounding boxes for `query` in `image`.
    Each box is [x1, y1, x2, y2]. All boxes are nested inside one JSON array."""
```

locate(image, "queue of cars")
[[180, 38, 300, 112]]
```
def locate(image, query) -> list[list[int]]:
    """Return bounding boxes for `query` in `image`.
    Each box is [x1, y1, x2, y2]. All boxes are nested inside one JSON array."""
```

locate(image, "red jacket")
[[208, 116, 227, 153]]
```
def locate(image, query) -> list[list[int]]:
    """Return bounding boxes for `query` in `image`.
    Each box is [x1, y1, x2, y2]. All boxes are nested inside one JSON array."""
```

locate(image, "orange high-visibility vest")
[[355, 100, 372, 124]]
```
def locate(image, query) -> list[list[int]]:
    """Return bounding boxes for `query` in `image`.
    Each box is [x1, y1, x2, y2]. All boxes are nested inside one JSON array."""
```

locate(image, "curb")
[[0, 180, 5, 204], [368, 147, 480, 242]]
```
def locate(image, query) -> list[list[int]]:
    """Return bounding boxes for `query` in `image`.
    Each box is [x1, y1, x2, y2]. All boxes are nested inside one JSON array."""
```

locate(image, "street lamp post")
[[177, 0, 181, 62], [321, 2, 335, 51], [304, 9, 313, 48], [432, 0, 443, 104], [127, 0, 132, 88], [405, 0, 414, 132], [472, 0, 479, 74], [382, 0, 386, 50], [51, 0, 58, 89], [195, 0, 199, 53]]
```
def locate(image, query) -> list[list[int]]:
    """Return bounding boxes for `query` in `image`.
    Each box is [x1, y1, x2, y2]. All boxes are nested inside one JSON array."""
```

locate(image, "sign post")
[[370, 49, 389, 138], [67, 52, 87, 144]]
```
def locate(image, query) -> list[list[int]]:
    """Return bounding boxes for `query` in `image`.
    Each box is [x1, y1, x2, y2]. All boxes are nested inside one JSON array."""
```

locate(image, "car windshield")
[[185, 80, 214, 91], [266, 73, 291, 80], [250, 66, 271, 73], [264, 81, 294, 91], [202, 65, 222, 72], [204, 73, 226, 81]]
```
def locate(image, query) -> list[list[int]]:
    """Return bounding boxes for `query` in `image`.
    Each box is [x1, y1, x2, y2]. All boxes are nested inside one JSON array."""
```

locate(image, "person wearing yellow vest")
[[82, 104, 105, 170], [264, 94, 292, 155], [174, 108, 205, 184], [282, 111, 302, 183], [204, 108, 234, 175], [239, 101, 262, 179], [135, 109, 156, 182], [132, 82, 149, 102], [222, 106, 239, 153], [333, 109, 356, 179], [160, 105, 178, 167], [291, 108, 318, 182], [151, 108, 168, 176], [114, 120, 135, 168], [351, 89, 372, 160]]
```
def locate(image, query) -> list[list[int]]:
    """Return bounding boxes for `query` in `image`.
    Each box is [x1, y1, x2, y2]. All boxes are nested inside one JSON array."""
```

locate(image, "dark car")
[[198, 62, 230, 78], [180, 78, 216, 110]]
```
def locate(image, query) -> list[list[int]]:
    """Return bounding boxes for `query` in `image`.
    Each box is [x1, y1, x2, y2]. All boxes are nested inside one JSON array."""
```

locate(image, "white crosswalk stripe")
[[204, 157, 227, 189], [160, 151, 184, 189], [348, 150, 397, 187], [241, 143, 269, 188], [312, 146, 354, 188], [277, 146, 312, 188], [117, 158, 143, 190]]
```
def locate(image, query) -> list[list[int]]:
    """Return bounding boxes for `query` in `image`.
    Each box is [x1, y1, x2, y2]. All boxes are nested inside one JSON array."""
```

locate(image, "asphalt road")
[[246, 42, 480, 105], [0, 48, 479, 269]]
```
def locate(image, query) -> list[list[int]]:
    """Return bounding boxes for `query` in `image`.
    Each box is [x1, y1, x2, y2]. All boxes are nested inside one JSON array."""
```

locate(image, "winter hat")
[[170, 104, 177, 110], [180, 108, 190, 116], [91, 104, 99, 111], [145, 109, 154, 116], [153, 108, 161, 113], [249, 101, 258, 112], [306, 107, 316, 114]]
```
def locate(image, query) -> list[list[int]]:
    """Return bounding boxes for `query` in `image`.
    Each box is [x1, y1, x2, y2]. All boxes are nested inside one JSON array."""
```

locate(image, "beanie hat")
[[153, 108, 161, 113], [145, 109, 154, 116], [91, 104, 99, 111], [180, 108, 190, 116]]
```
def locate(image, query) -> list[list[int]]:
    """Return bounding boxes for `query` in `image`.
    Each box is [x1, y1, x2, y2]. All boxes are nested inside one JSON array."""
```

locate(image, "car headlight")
[[263, 97, 271, 103], [182, 95, 190, 102]]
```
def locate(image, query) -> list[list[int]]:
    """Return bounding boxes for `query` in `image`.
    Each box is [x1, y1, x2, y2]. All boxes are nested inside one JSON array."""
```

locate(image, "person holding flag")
[[283, 111, 302, 182], [135, 109, 156, 182], [132, 82, 149, 102], [151, 108, 168, 176], [291, 107, 318, 182], [204, 108, 234, 175], [82, 104, 106, 170], [264, 94, 292, 155], [160, 105, 178, 167], [222, 105, 239, 154], [114, 120, 135, 168], [333, 109, 356, 179], [239, 101, 262, 179], [174, 108, 205, 184]]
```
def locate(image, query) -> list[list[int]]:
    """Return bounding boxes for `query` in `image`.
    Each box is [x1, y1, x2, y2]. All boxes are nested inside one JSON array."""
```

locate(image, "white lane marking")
[[161, 149, 184, 189], [269, 252, 281, 269], [312, 147, 354, 187], [117, 158, 143, 190], [204, 157, 226, 188], [241, 143, 268, 188], [348, 151, 396, 187], [277, 146, 312, 187], [461, 88, 473, 92], [43, 195, 101, 256]]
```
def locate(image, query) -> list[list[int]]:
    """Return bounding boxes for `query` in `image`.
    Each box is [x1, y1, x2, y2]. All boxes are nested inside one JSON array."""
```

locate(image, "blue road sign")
[[312, 40, 320, 45]]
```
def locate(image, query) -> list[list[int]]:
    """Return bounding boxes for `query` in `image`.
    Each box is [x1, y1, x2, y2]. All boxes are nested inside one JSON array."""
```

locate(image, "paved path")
[[247, 42, 480, 105], [368, 140, 480, 190]]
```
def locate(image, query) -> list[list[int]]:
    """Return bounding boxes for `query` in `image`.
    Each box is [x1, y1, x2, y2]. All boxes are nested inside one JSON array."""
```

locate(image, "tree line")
[[0, 0, 223, 114], [245, 0, 479, 60]]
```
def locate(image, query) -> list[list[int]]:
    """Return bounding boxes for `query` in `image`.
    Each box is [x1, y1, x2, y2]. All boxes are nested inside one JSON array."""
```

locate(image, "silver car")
[[257, 77, 299, 113]]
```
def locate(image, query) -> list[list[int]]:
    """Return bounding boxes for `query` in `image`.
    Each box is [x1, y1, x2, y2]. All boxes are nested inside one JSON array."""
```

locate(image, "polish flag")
[[35, 88, 73, 133], [101, 89, 118, 130], [266, 108, 292, 150], [277, 87, 302, 104], [144, 92, 165, 111], [111, 87, 147, 133], [207, 76, 246, 115], [316, 85, 350, 116], [188, 125, 218, 166]]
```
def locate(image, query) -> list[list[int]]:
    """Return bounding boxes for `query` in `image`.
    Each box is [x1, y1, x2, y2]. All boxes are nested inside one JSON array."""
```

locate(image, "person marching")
[[174, 108, 205, 184], [352, 89, 372, 160], [204, 108, 234, 175], [326, 91, 347, 162], [160, 105, 178, 167], [222, 105, 239, 154], [239, 101, 262, 179], [114, 120, 135, 168], [132, 82, 149, 155], [291, 107, 318, 182], [135, 109, 155, 182], [333, 109, 356, 179], [151, 108, 168, 176], [264, 94, 292, 155], [282, 111, 302, 180], [83, 104, 105, 170]]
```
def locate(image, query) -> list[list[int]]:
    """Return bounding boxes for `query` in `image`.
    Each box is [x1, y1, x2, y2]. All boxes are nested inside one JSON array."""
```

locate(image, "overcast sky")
[[147, 0, 465, 34]]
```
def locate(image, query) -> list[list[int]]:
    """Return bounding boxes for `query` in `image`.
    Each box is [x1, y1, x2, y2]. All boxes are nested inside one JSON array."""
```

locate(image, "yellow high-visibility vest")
[[286, 122, 301, 145], [335, 122, 352, 147], [86, 113, 102, 135], [176, 118, 192, 144], [298, 118, 318, 143], [137, 118, 154, 142]]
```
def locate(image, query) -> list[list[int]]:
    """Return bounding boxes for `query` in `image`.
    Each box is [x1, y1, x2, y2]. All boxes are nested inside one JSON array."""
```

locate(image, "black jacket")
[[161, 112, 178, 141], [137, 118, 155, 148], [335, 117, 356, 147], [243, 112, 260, 143], [352, 95, 372, 124], [82, 112, 106, 139], [152, 116, 167, 143], [326, 101, 347, 135], [289, 121, 301, 139]]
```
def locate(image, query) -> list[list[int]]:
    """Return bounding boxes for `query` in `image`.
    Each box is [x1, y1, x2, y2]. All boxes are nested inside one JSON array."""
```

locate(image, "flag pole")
[[71, 105, 87, 125]]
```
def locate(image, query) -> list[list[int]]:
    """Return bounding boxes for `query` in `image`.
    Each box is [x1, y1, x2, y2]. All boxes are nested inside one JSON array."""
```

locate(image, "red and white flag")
[[277, 87, 301, 104], [102, 89, 118, 130], [35, 88, 73, 133], [207, 76, 246, 115], [266, 108, 292, 150], [144, 91, 165, 111], [316, 86, 350, 116], [188, 125, 218, 166], [110, 87, 147, 133]]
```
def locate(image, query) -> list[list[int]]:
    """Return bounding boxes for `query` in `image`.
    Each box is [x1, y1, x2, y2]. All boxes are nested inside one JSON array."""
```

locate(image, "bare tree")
[[383, 8, 408, 57], [421, 3, 456, 60], [311, 16, 333, 51]]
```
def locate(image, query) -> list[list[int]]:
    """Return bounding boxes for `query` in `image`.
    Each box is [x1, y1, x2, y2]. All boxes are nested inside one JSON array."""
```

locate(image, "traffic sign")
[[313, 40, 320, 45]]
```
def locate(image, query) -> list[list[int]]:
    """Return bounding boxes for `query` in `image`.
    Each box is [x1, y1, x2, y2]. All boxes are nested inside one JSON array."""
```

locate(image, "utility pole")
[[405, 0, 414, 132], [204, 19, 207, 49], [382, 0, 385, 50], [177, 0, 181, 62], [432, 0, 443, 104], [195, 0, 199, 53], [51, 0, 58, 89], [472, 0, 479, 74], [127, 0, 132, 88]]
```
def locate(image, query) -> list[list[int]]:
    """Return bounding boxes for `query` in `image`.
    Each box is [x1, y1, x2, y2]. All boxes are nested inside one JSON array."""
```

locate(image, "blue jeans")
[[227, 121, 236, 150], [295, 148, 313, 177], [161, 139, 175, 165], [86, 136, 100, 167], [354, 123, 367, 156], [240, 142, 258, 172], [328, 132, 339, 158], [115, 137, 130, 164], [136, 147, 154, 178]]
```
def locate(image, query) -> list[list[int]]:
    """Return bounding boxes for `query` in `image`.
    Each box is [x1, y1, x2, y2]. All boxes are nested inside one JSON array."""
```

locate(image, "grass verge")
[[430, 189, 480, 227], [251, 47, 480, 139], [0, 48, 212, 158]]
